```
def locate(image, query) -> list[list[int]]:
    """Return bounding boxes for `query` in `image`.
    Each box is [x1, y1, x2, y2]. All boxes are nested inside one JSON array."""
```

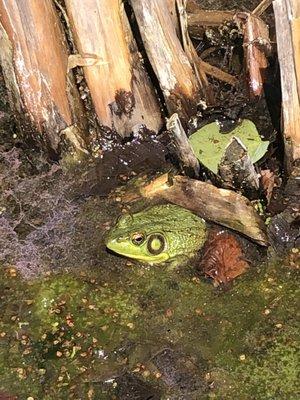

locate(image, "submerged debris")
[[199, 230, 249, 286]]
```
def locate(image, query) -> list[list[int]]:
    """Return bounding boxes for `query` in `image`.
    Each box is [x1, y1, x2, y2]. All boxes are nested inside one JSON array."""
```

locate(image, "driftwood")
[[122, 173, 268, 245], [234, 12, 270, 98], [64, 0, 162, 136], [166, 113, 200, 177], [0, 0, 87, 155], [218, 137, 260, 197], [273, 0, 300, 173], [130, 0, 203, 123]]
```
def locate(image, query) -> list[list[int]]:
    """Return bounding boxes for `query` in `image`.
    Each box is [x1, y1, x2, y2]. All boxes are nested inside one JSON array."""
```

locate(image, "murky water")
[[0, 183, 299, 399], [0, 146, 298, 399]]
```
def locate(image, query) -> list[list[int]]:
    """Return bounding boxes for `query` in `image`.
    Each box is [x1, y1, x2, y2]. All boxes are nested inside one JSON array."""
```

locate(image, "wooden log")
[[122, 173, 268, 245], [130, 0, 204, 123], [64, 0, 162, 137], [186, 0, 235, 39], [166, 113, 200, 177], [273, 0, 300, 173], [0, 0, 87, 156]]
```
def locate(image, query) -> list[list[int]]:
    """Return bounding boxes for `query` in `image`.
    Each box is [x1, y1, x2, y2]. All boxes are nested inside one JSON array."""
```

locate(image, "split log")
[[64, 0, 162, 137], [0, 0, 87, 156], [273, 0, 300, 173], [166, 113, 200, 177], [130, 0, 204, 123], [122, 173, 268, 245]]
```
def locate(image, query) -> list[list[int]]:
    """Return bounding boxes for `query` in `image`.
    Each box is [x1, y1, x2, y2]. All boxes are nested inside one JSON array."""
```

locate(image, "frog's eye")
[[131, 232, 145, 246], [147, 234, 166, 255]]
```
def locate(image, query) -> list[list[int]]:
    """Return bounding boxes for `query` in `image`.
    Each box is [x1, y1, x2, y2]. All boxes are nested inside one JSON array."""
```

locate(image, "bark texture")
[[131, 0, 203, 123], [0, 0, 86, 154], [273, 0, 300, 172], [65, 0, 162, 136]]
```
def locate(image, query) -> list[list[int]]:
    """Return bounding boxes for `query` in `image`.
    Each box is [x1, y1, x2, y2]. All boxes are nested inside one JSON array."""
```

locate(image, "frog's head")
[[105, 204, 207, 265], [105, 212, 170, 264]]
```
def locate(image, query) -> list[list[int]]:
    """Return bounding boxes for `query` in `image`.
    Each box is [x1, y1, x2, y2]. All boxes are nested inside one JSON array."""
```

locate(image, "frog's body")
[[105, 204, 207, 266]]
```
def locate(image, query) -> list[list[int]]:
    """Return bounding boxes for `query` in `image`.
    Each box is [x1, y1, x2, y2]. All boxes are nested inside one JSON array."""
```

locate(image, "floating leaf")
[[189, 119, 269, 174]]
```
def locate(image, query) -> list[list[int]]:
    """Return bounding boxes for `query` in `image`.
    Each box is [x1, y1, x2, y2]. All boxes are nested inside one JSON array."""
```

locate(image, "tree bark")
[[64, 0, 162, 137], [273, 0, 300, 173], [130, 0, 204, 123], [0, 0, 87, 156]]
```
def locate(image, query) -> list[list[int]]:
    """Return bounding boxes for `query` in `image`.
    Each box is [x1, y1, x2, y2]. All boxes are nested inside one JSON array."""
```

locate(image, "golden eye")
[[147, 234, 166, 255], [131, 232, 145, 246]]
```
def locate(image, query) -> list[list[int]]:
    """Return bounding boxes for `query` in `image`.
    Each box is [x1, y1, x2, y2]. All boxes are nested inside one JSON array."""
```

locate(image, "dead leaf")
[[199, 230, 249, 286], [260, 169, 277, 204]]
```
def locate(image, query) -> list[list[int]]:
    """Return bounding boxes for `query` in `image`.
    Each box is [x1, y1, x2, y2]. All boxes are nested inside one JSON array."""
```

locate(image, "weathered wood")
[[64, 0, 162, 136], [273, 0, 300, 172], [130, 0, 203, 123], [234, 12, 270, 98], [122, 173, 268, 245], [252, 0, 273, 16], [218, 136, 260, 197], [186, 0, 235, 39], [0, 0, 86, 155], [176, 0, 212, 102], [166, 113, 200, 177], [199, 60, 238, 86]]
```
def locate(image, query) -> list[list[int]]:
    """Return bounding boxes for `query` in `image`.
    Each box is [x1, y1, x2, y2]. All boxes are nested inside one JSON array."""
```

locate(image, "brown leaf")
[[260, 169, 276, 203], [200, 230, 249, 286]]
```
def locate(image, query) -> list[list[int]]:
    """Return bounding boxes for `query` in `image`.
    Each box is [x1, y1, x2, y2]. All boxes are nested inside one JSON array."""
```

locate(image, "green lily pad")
[[189, 119, 269, 174]]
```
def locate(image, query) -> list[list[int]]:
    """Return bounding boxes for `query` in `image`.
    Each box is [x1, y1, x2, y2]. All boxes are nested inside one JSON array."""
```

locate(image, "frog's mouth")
[[106, 237, 169, 264]]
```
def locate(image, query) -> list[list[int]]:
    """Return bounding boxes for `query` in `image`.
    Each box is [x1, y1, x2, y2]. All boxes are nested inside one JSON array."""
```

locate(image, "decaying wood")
[[130, 0, 203, 123], [186, 0, 235, 39], [199, 60, 238, 86], [0, 0, 86, 155], [273, 0, 300, 172], [235, 12, 270, 98], [218, 137, 260, 197], [166, 113, 200, 177], [123, 173, 268, 245], [166, 0, 180, 34], [252, 0, 273, 16], [65, 0, 162, 136], [176, 0, 212, 102]]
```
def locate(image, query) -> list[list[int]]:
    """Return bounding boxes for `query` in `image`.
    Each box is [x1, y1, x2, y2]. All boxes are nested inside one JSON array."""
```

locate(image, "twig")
[[252, 0, 273, 16], [199, 60, 238, 86]]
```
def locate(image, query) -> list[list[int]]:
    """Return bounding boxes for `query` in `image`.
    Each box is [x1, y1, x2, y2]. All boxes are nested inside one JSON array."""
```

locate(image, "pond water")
[[0, 165, 299, 399]]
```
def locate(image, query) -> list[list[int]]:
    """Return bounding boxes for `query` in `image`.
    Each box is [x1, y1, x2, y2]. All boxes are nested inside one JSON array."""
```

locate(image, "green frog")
[[105, 204, 207, 266]]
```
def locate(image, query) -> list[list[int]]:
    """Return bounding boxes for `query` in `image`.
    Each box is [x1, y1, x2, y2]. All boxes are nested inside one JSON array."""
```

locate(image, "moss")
[[0, 259, 298, 399]]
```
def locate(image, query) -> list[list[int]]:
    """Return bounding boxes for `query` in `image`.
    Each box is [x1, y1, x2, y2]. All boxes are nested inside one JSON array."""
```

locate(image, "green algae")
[[0, 258, 299, 399]]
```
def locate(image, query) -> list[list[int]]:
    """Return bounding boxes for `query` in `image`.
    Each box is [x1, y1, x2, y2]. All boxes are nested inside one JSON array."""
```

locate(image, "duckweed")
[[0, 259, 298, 399]]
